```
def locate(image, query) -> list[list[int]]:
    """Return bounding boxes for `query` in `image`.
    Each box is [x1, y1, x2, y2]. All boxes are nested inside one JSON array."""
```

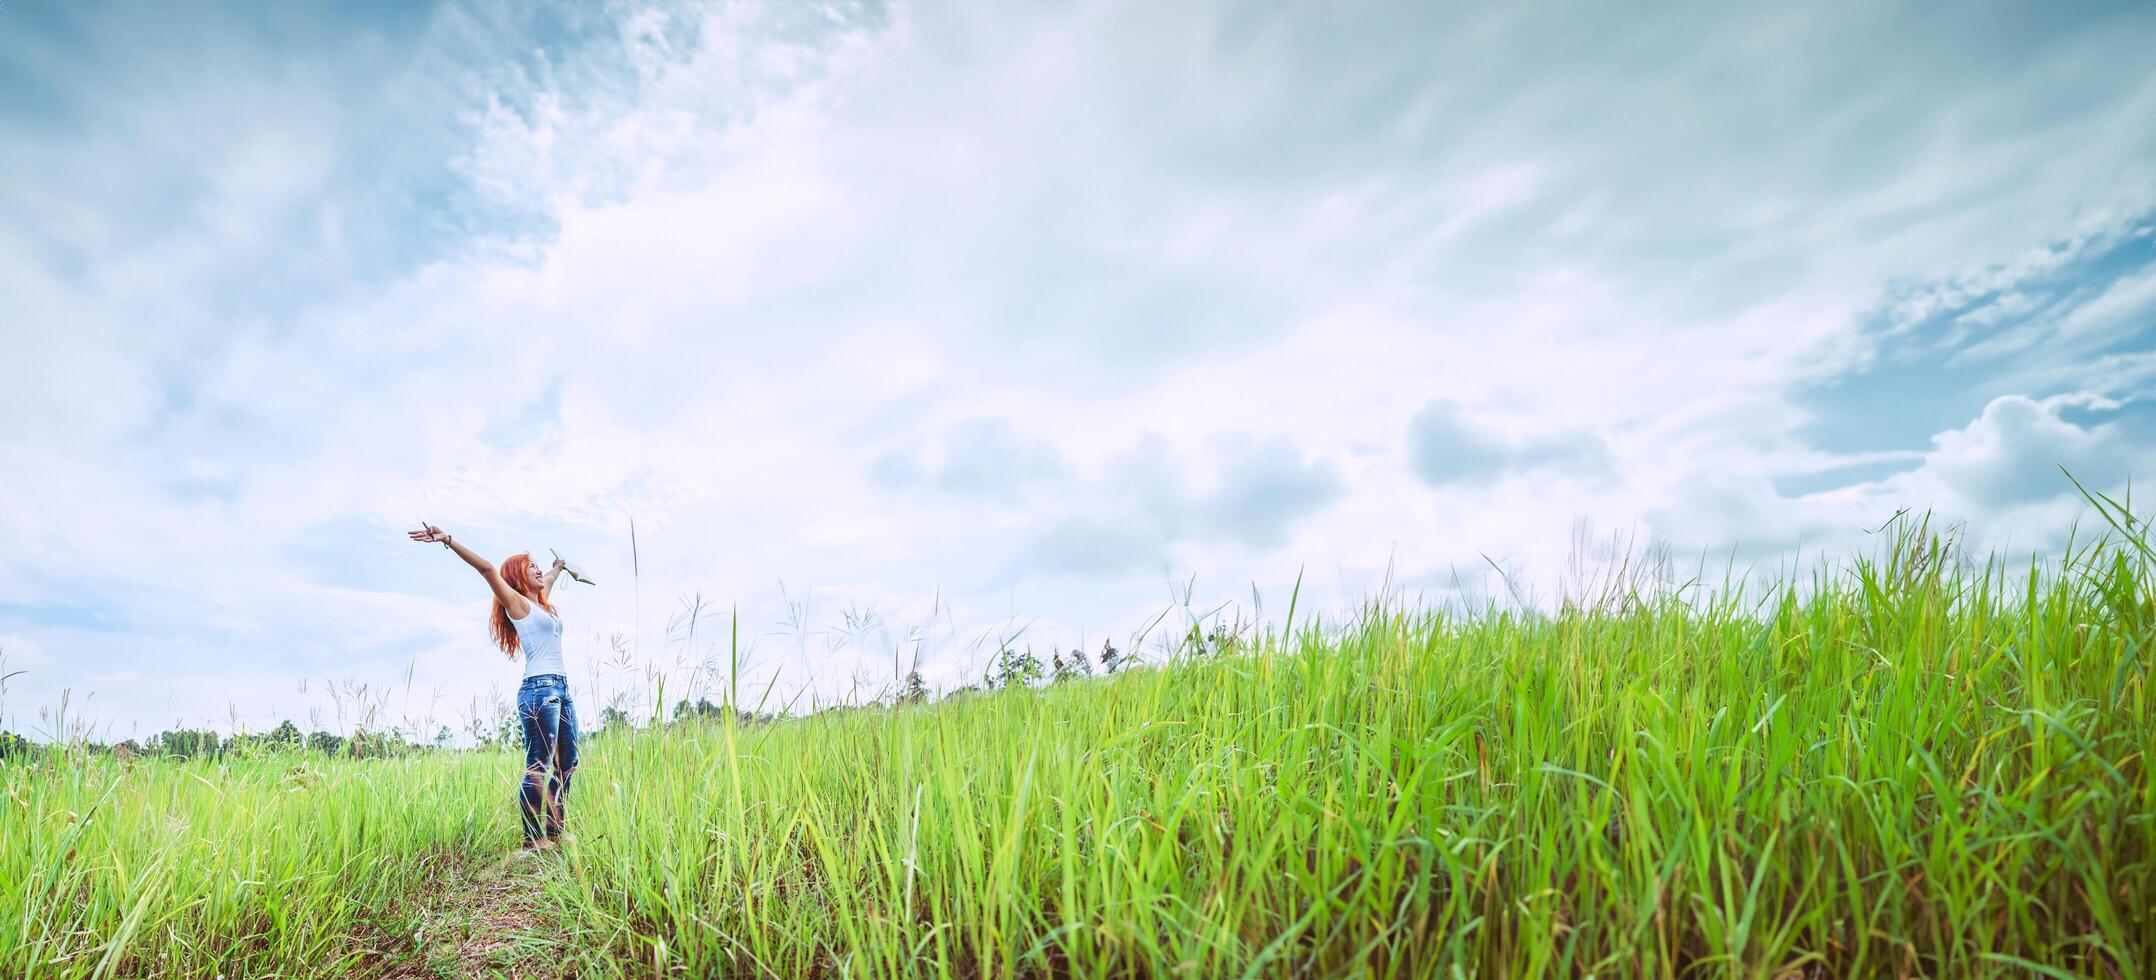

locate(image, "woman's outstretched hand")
[[412, 523, 499, 588]]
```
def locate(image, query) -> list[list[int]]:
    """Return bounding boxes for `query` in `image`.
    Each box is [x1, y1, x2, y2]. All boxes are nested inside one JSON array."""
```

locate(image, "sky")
[[2, 0, 2153, 742]]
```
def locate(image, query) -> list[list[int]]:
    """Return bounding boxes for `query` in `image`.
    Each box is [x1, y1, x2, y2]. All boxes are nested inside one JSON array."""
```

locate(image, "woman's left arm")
[[542, 557, 567, 600]]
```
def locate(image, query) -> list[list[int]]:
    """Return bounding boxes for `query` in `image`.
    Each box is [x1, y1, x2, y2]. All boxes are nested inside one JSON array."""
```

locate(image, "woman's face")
[[524, 558, 544, 589]]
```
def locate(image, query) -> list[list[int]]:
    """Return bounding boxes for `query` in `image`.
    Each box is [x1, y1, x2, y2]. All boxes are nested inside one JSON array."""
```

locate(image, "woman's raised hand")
[[409, 523, 451, 545]]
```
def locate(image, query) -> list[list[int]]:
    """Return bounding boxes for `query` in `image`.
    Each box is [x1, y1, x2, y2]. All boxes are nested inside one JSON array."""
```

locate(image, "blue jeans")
[[516, 674, 579, 841]]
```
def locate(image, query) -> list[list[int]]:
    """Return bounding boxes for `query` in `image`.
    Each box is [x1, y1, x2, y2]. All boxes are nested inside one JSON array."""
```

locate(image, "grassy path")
[[374, 847, 570, 979]]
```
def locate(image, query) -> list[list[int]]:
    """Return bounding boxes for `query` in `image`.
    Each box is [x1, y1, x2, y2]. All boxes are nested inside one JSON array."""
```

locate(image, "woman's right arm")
[[410, 524, 529, 619]]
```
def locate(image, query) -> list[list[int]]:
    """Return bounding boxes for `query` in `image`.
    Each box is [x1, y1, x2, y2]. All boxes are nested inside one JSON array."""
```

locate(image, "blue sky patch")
[[1798, 210, 2156, 455]]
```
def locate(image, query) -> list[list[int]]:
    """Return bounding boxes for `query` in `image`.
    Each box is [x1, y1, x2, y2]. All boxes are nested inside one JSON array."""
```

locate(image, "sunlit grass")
[[4, 510, 2152, 977], [0, 749, 501, 977]]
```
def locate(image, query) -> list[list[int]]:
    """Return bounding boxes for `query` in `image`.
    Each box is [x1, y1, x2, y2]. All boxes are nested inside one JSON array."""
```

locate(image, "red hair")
[[490, 553, 557, 658]]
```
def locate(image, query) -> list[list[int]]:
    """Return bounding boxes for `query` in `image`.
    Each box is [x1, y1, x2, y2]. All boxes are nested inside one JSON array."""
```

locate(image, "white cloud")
[[874, 418, 1072, 503], [2058, 267, 2156, 344], [2, 0, 2154, 734], [0, 635, 54, 672], [1407, 401, 1612, 487], [1914, 394, 2141, 508], [1012, 433, 1343, 577]]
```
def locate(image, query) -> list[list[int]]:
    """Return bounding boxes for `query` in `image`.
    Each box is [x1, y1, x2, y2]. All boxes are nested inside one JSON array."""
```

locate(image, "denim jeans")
[[516, 673, 579, 841]]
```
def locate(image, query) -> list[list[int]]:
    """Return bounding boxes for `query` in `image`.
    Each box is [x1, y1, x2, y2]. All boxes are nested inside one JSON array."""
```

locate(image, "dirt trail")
[[378, 848, 566, 979]]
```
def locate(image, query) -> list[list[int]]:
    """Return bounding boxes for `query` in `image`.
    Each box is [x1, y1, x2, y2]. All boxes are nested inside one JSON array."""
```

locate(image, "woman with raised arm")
[[409, 523, 579, 852]]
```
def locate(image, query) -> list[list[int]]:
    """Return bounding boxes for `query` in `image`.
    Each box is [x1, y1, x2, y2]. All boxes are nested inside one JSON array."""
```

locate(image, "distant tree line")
[[0, 634, 1183, 762], [0, 718, 461, 763], [931, 638, 1132, 703]]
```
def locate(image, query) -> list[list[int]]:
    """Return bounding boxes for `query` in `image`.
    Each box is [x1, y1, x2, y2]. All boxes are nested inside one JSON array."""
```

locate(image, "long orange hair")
[[490, 553, 557, 658]]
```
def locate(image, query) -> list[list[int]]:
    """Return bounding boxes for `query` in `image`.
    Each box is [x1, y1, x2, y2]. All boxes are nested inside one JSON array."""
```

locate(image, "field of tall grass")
[[4, 507, 2152, 978]]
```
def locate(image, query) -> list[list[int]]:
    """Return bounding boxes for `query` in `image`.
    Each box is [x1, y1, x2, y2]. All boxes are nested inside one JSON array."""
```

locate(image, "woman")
[[409, 523, 579, 851]]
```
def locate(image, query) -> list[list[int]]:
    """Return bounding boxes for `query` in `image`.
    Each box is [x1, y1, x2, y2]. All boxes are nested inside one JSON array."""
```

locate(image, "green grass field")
[[4, 513, 2153, 978]]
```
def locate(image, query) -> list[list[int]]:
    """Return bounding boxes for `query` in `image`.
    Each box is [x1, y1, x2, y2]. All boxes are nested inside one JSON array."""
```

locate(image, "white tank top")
[[510, 600, 568, 679]]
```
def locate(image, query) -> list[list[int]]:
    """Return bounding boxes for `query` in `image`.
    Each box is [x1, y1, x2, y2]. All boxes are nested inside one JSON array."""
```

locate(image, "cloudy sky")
[[3, 0, 2153, 741]]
